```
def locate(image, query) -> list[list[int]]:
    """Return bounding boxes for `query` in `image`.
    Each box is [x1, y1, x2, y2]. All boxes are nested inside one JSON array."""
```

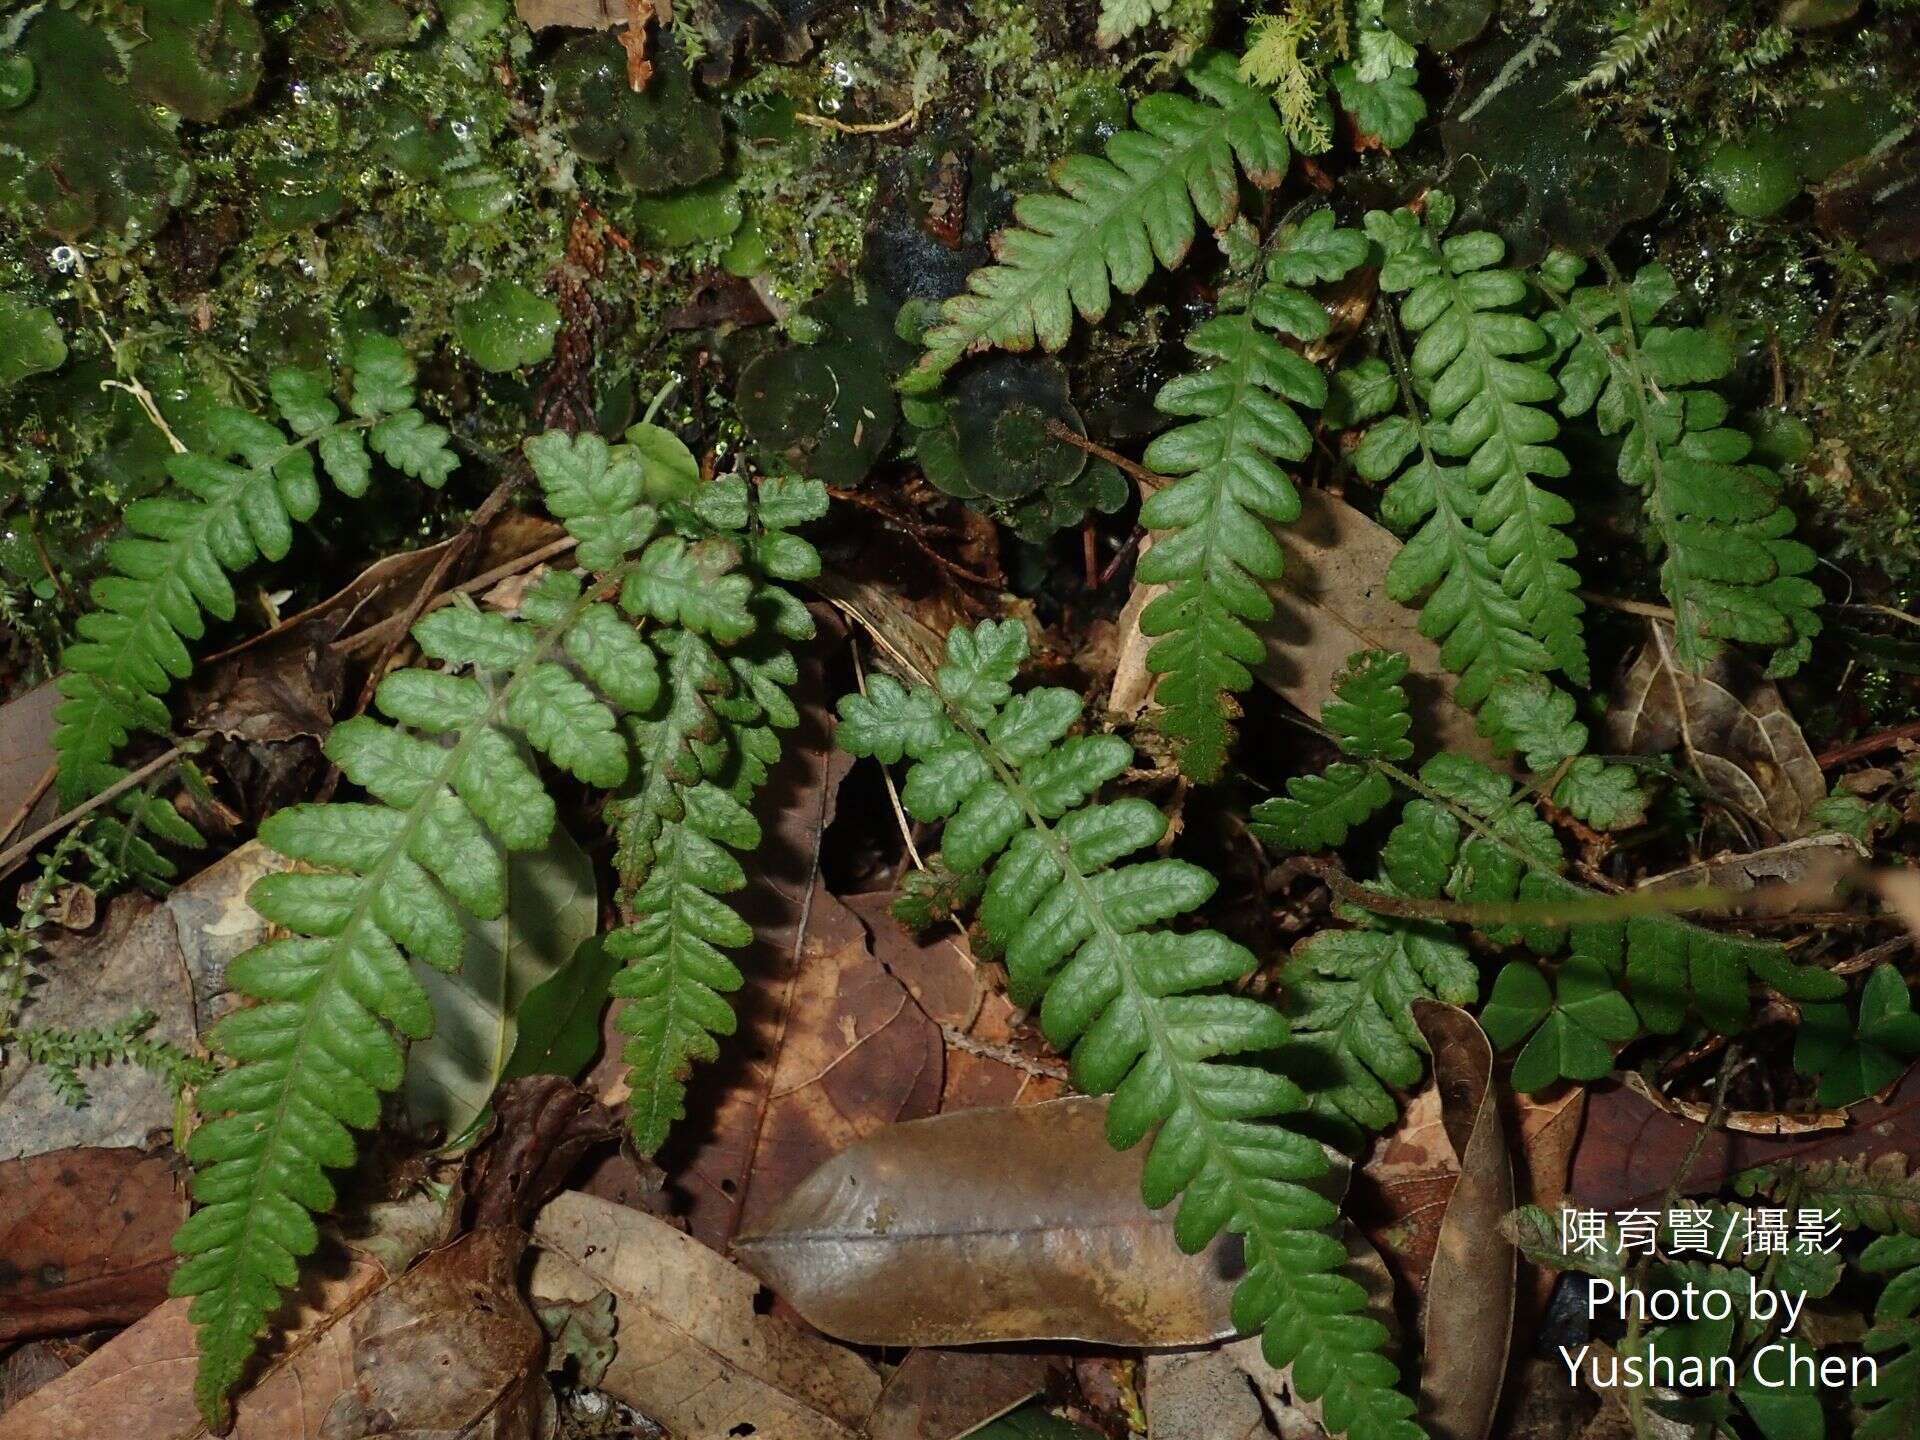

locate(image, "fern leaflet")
[[53, 335, 455, 868], [1136, 211, 1366, 780], [838, 619, 1424, 1440], [1359, 198, 1588, 691], [1538, 256, 1822, 675], [903, 52, 1292, 393], [1859, 1235, 1920, 1440]]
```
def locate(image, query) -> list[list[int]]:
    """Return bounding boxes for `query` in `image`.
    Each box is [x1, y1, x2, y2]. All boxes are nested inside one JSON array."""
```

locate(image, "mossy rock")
[[0, 11, 191, 239], [0, 296, 68, 391], [737, 282, 909, 487], [551, 34, 725, 195], [455, 280, 562, 372], [127, 0, 265, 123], [907, 356, 1126, 541], [1441, 36, 1669, 264]]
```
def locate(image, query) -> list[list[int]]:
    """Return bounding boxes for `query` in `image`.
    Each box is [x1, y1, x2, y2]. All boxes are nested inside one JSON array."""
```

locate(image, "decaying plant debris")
[[2, 0, 1919, 1436]]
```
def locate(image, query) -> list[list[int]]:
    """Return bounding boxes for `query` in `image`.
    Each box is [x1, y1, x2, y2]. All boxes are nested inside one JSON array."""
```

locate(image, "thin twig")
[[0, 744, 189, 882], [939, 1024, 1070, 1080], [0, 764, 56, 849], [1044, 419, 1170, 491], [1576, 589, 1676, 620], [331, 535, 580, 657], [1817, 718, 1920, 770], [795, 104, 921, 135]]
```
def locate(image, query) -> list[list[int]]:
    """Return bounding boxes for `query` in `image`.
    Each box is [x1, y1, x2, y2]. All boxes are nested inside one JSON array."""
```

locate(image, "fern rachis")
[[838, 621, 1423, 1440]]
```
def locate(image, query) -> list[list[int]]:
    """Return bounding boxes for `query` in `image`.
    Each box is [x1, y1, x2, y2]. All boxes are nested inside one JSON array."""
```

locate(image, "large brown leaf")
[[318, 1227, 554, 1440], [1607, 620, 1824, 837], [0, 1147, 186, 1344], [528, 1189, 882, 1440], [732, 1096, 1301, 1348]]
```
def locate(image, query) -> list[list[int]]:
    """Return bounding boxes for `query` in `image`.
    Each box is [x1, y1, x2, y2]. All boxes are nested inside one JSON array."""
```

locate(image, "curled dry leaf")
[[467, 1076, 623, 1231], [529, 1189, 882, 1440], [732, 1096, 1319, 1348], [1410, 1001, 1513, 1440], [1607, 620, 1824, 836]]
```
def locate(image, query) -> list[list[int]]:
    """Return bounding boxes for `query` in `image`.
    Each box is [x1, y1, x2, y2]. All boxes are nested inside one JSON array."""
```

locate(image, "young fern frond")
[[1136, 212, 1367, 780], [1538, 258, 1822, 676], [1358, 199, 1588, 691], [53, 335, 455, 864], [838, 620, 1425, 1440], [903, 52, 1293, 393], [1253, 651, 1842, 1126]]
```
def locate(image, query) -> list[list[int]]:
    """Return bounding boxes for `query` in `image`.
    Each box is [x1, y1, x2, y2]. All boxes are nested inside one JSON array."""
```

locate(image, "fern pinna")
[[1351, 196, 1586, 706], [1252, 651, 1841, 1133], [170, 424, 822, 1423], [1537, 257, 1822, 676], [903, 51, 1293, 393], [1135, 211, 1366, 781], [52, 335, 456, 872], [837, 620, 1423, 1440]]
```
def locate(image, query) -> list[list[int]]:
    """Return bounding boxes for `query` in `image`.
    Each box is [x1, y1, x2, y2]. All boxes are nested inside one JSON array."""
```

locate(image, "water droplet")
[[831, 61, 854, 88], [291, 83, 310, 105], [47, 245, 76, 272], [451, 120, 472, 139]]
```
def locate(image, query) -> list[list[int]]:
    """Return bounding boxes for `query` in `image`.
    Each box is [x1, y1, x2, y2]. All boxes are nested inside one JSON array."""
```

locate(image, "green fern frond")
[[594, 466, 830, 1155], [1860, 1236, 1920, 1440], [52, 335, 455, 859], [1248, 650, 1410, 847], [903, 52, 1292, 393], [1361, 202, 1587, 691], [1736, 1156, 1920, 1237], [837, 619, 1425, 1440], [1136, 212, 1366, 780], [1538, 258, 1821, 676]]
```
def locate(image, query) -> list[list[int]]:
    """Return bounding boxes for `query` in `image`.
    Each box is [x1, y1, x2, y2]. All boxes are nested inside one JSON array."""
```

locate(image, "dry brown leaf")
[[1638, 833, 1868, 915], [319, 1227, 554, 1440], [528, 1189, 882, 1440], [0, 1147, 186, 1344], [1607, 620, 1825, 837], [732, 1096, 1273, 1348], [1504, 1084, 1586, 1318], [1567, 1066, 1920, 1210], [1145, 1348, 1273, 1440], [0, 680, 57, 840], [1108, 489, 1493, 761], [865, 1348, 1053, 1440], [811, 569, 950, 687], [1412, 1002, 1513, 1440]]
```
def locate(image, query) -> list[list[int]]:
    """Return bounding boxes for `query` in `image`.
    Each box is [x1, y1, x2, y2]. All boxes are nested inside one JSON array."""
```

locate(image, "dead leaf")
[[529, 1189, 882, 1440], [1607, 620, 1825, 837], [512, 0, 624, 29], [467, 1077, 622, 1231], [1567, 1066, 1920, 1210], [865, 1348, 1053, 1440], [318, 1227, 554, 1440], [1145, 1348, 1272, 1440], [0, 1146, 186, 1343], [1411, 1002, 1513, 1440], [1638, 833, 1867, 915], [811, 569, 950, 688], [0, 681, 58, 839], [1503, 1083, 1586, 1318], [1108, 489, 1494, 761], [732, 1096, 1270, 1348]]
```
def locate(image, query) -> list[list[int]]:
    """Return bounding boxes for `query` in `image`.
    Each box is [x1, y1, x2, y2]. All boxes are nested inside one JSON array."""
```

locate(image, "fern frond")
[[837, 619, 1424, 1440], [1860, 1236, 1920, 1440], [1136, 212, 1367, 780], [903, 52, 1293, 393], [590, 465, 830, 1154], [1538, 259, 1821, 676], [53, 335, 454, 856], [1361, 202, 1588, 691], [1248, 650, 1410, 847], [171, 570, 649, 1424]]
